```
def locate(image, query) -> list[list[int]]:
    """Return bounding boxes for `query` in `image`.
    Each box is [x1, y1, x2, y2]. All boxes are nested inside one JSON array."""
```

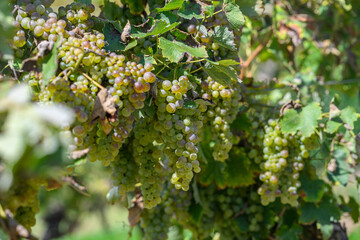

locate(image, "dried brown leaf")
[[70, 148, 90, 160], [128, 189, 144, 227], [121, 20, 132, 43], [45, 178, 63, 191], [280, 100, 301, 116], [90, 88, 118, 133]]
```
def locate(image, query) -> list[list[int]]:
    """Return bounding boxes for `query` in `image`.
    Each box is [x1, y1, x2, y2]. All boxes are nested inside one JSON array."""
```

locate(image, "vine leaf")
[[299, 176, 325, 203], [158, 37, 208, 63], [41, 39, 61, 86], [156, 11, 178, 24], [340, 106, 358, 129], [327, 148, 354, 186], [279, 102, 322, 137], [103, 22, 125, 51], [326, 121, 342, 134], [234, 0, 264, 18], [0, 0, 15, 60], [155, 0, 184, 13], [227, 149, 255, 187], [203, 61, 238, 86], [198, 129, 226, 188], [188, 203, 203, 223], [235, 215, 249, 232], [177, 1, 203, 19], [124, 40, 138, 51], [224, 2, 245, 29], [276, 224, 302, 240], [132, 20, 180, 38], [299, 197, 341, 225], [213, 26, 236, 50]]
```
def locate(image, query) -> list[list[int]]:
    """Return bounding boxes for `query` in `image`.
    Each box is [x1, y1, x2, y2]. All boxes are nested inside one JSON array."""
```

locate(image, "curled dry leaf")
[[280, 100, 302, 116], [121, 20, 132, 43], [21, 40, 56, 73], [90, 88, 118, 134], [62, 176, 89, 196], [128, 189, 144, 227], [329, 103, 341, 119], [69, 148, 90, 160], [45, 178, 63, 191]]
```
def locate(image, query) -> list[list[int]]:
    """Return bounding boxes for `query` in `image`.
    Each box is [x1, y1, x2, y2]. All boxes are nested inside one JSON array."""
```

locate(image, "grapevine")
[[0, 0, 359, 240]]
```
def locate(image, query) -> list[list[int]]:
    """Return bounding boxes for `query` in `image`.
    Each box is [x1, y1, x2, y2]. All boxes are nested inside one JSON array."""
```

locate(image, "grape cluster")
[[154, 77, 203, 191], [140, 202, 171, 240], [11, 0, 243, 214], [257, 119, 310, 206], [200, 77, 242, 161], [132, 119, 166, 208], [111, 146, 139, 195], [5, 178, 45, 229]]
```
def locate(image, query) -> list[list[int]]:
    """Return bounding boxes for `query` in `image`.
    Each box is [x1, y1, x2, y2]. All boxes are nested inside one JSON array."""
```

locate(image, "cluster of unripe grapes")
[[5, 178, 45, 229], [11, 0, 243, 214], [257, 119, 310, 206], [185, 8, 241, 61], [200, 77, 242, 161]]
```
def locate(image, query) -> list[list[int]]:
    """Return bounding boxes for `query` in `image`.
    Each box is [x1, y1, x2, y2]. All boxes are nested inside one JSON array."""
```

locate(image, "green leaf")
[[103, 22, 125, 51], [299, 202, 318, 224], [155, 0, 184, 13], [213, 26, 236, 50], [348, 197, 360, 222], [144, 55, 157, 65], [132, 20, 180, 38], [178, 1, 203, 19], [224, 2, 245, 29], [0, 0, 14, 60], [299, 198, 341, 225], [41, 39, 61, 86], [158, 37, 208, 63], [203, 61, 238, 86], [230, 113, 251, 131], [276, 223, 302, 240], [198, 129, 227, 188], [235, 215, 249, 232], [279, 109, 299, 134], [234, 0, 264, 18], [226, 149, 255, 187], [300, 175, 325, 202], [327, 148, 354, 186], [188, 203, 203, 223], [326, 121, 342, 134], [171, 29, 189, 41], [203, 5, 215, 17], [124, 40, 137, 51], [280, 102, 322, 137], [125, 0, 146, 15], [156, 11, 178, 24], [340, 106, 358, 129]]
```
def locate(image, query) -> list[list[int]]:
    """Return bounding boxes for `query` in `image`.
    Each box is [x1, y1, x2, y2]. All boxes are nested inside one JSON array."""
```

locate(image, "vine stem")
[[190, 67, 203, 74], [183, 58, 206, 64], [81, 73, 104, 90], [240, 30, 273, 79]]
